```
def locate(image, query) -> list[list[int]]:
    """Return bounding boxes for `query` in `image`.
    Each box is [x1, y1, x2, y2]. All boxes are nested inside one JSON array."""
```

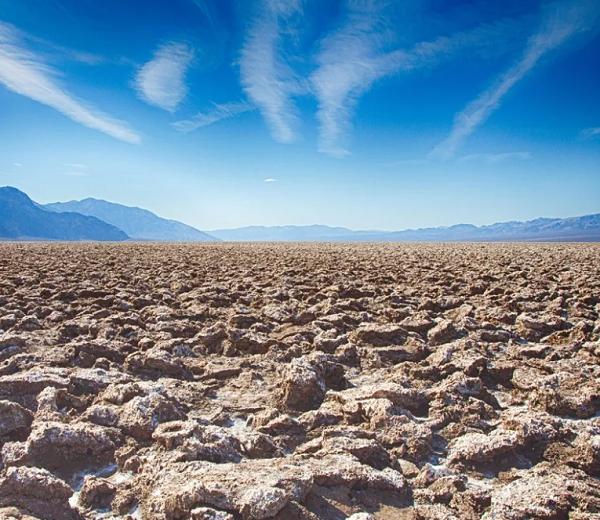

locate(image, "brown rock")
[[2, 421, 121, 474], [483, 464, 600, 519], [0, 466, 79, 520], [350, 323, 408, 346], [0, 400, 33, 438], [78, 475, 116, 510], [278, 359, 326, 412], [428, 320, 459, 346]]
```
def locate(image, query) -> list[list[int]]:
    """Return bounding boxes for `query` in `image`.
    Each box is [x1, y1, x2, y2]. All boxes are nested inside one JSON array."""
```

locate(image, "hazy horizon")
[[2, 183, 597, 234], [1, 0, 600, 230]]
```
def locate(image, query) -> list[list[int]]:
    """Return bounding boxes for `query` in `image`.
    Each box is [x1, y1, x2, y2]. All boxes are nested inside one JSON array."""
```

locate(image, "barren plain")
[[0, 243, 598, 520]]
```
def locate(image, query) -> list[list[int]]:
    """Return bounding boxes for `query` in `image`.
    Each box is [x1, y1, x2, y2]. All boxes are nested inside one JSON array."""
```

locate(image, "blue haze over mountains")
[[45, 198, 215, 242], [0, 187, 126, 240], [1, 186, 599, 242]]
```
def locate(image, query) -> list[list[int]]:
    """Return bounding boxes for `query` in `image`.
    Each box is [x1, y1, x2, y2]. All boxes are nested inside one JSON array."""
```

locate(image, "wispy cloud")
[[15, 30, 108, 66], [459, 151, 532, 163], [240, 0, 303, 143], [0, 22, 141, 144], [40, 41, 106, 66], [135, 42, 194, 112], [172, 101, 254, 132], [581, 126, 600, 139], [311, 3, 528, 157], [387, 150, 531, 168], [264, 177, 277, 182], [63, 170, 88, 177], [13, 162, 22, 167], [190, 0, 216, 28], [431, 0, 600, 160], [310, 2, 386, 157]]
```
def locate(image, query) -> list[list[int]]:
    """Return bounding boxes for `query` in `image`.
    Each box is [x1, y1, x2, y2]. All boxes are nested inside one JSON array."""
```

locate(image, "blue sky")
[[0, 0, 599, 230]]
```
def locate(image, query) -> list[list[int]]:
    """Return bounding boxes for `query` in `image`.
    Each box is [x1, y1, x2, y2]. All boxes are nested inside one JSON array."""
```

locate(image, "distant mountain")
[[45, 198, 217, 242], [0, 187, 128, 241], [210, 215, 600, 242], [349, 214, 600, 242], [209, 225, 359, 241], [3, 185, 598, 243]]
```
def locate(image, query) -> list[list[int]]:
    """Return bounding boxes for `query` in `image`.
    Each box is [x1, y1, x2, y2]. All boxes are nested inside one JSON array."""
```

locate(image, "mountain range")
[[209, 225, 360, 242], [209, 216, 600, 242], [45, 198, 215, 241], [0, 187, 127, 241], [1, 186, 599, 242]]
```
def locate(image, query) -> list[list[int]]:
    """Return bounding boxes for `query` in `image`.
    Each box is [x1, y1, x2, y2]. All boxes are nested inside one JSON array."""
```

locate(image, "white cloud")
[[264, 177, 277, 182], [135, 42, 194, 112], [240, 0, 303, 143], [581, 126, 600, 139], [172, 101, 254, 132], [63, 170, 88, 177], [0, 22, 141, 144], [310, 3, 385, 157], [311, 3, 527, 157], [431, 0, 600, 160], [16, 31, 108, 66], [459, 151, 532, 163], [13, 162, 22, 167]]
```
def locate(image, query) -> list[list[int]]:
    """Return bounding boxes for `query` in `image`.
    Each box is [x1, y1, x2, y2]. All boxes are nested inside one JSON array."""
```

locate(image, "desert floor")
[[0, 243, 598, 520]]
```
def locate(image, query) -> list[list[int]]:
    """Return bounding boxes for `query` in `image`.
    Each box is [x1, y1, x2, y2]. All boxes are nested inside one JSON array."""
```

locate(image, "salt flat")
[[0, 243, 598, 519]]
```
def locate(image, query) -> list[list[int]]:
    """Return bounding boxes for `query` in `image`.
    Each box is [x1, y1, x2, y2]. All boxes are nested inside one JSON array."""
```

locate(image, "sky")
[[0, 0, 599, 231]]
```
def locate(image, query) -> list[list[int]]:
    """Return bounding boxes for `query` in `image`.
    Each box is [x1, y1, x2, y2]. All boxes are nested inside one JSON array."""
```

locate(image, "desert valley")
[[1, 0, 599, 518], [0, 242, 598, 519]]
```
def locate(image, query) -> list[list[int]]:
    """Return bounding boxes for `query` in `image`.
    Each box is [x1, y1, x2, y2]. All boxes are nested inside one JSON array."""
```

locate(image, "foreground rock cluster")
[[0, 243, 598, 520]]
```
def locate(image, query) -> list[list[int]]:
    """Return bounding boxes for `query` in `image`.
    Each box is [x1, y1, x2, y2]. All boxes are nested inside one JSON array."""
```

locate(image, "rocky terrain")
[[0, 243, 598, 520]]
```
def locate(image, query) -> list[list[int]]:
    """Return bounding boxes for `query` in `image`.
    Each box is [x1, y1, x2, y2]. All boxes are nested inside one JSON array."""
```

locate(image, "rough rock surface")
[[0, 242, 598, 519]]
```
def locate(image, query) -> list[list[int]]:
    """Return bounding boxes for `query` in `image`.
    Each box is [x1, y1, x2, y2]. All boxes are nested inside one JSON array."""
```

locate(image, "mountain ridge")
[[210, 214, 600, 242], [0, 187, 128, 241], [209, 224, 363, 242], [45, 197, 217, 242], [2, 186, 599, 242]]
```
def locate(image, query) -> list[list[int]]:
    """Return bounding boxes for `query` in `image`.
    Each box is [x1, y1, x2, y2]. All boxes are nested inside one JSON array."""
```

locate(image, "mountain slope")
[[45, 198, 217, 241], [352, 214, 600, 242], [209, 215, 600, 242], [0, 187, 128, 241], [209, 225, 358, 241]]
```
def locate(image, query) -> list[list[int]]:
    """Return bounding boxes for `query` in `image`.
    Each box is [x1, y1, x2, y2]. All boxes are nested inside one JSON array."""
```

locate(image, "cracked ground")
[[0, 243, 598, 520]]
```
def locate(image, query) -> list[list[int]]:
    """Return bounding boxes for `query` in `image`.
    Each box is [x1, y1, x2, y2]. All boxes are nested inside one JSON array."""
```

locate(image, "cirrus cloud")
[[311, 2, 529, 157], [240, 0, 304, 143], [0, 22, 141, 144], [581, 126, 600, 139], [172, 100, 254, 132], [431, 0, 600, 160], [135, 42, 194, 112], [459, 151, 532, 163]]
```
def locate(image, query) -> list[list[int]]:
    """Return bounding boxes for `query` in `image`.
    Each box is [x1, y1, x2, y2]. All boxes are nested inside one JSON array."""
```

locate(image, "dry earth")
[[0, 243, 599, 520]]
